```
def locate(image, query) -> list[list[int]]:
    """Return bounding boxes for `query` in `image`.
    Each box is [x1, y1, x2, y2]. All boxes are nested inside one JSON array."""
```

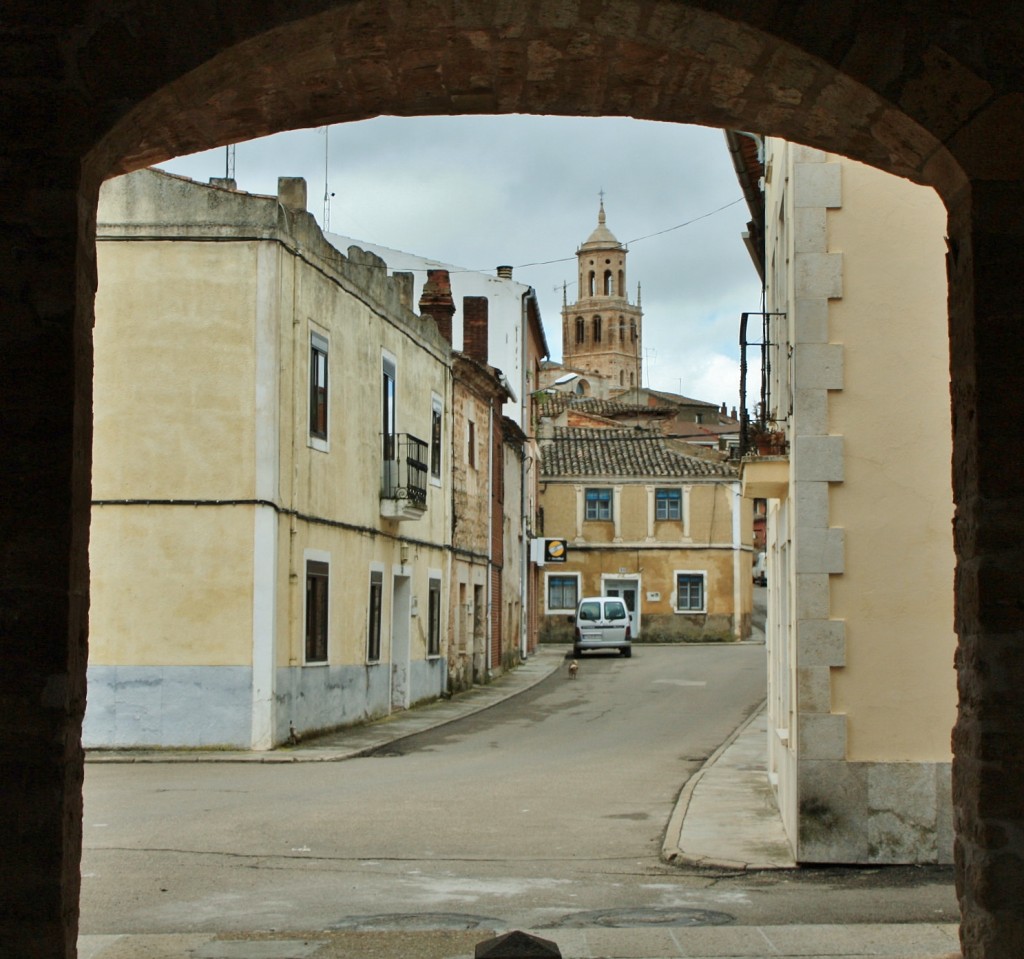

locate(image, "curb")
[[86, 647, 565, 765], [660, 698, 769, 869]]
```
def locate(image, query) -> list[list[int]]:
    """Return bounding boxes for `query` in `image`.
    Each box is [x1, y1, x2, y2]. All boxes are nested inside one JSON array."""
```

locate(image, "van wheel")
[[573, 646, 582, 658], [621, 647, 632, 658]]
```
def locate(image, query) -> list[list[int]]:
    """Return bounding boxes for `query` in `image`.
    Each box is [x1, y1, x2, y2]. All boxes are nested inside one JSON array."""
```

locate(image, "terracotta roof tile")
[[540, 427, 736, 479], [537, 395, 674, 417]]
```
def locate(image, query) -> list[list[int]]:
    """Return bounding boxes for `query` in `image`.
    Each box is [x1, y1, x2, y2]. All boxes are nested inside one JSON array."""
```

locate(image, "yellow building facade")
[[88, 169, 453, 748], [538, 427, 751, 643]]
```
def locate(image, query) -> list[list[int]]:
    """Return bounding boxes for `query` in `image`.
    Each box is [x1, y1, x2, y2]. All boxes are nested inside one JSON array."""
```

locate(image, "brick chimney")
[[419, 269, 455, 344], [463, 296, 489, 364], [496, 265, 513, 279]]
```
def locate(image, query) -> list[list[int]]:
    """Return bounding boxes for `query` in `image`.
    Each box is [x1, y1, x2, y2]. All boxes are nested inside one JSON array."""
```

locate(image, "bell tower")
[[561, 200, 643, 392]]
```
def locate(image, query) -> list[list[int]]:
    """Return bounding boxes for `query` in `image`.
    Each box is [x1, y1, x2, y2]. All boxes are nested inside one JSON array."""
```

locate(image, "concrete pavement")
[[81, 644, 961, 958]]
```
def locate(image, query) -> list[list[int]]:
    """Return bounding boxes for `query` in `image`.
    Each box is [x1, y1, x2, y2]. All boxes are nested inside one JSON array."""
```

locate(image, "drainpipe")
[[520, 453, 531, 660], [486, 398, 495, 675], [732, 481, 743, 640]]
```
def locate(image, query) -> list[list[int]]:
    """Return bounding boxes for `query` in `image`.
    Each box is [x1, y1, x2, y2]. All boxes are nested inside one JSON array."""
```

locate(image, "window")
[[467, 419, 476, 468], [430, 394, 443, 481], [676, 573, 705, 612], [656, 488, 682, 521], [603, 270, 612, 295], [575, 316, 585, 343], [382, 354, 396, 461], [309, 332, 328, 442], [585, 487, 612, 521], [547, 575, 578, 613], [428, 577, 442, 656], [367, 570, 383, 661], [593, 315, 602, 343], [305, 560, 329, 663]]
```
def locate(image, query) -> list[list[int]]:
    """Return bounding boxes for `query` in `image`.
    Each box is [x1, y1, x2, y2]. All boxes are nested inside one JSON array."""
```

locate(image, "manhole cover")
[[547, 906, 735, 928], [328, 912, 502, 931]]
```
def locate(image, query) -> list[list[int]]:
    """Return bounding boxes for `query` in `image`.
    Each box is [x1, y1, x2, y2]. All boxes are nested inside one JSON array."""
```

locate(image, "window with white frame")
[[655, 487, 682, 521], [675, 572, 706, 612], [427, 576, 442, 656], [430, 393, 443, 482], [382, 354, 396, 463], [309, 331, 329, 449], [546, 573, 580, 613], [367, 569, 383, 662], [304, 559, 329, 663], [585, 487, 612, 521]]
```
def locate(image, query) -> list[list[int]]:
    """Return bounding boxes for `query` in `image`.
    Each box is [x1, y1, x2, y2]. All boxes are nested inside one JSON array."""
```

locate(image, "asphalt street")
[[80, 642, 957, 955]]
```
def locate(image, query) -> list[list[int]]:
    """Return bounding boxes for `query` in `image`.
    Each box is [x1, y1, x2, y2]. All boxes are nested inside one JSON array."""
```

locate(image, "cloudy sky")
[[158, 115, 762, 410]]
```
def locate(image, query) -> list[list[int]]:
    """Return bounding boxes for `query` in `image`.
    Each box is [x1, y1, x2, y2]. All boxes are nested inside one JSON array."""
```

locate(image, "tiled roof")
[[541, 427, 737, 479], [537, 395, 674, 417]]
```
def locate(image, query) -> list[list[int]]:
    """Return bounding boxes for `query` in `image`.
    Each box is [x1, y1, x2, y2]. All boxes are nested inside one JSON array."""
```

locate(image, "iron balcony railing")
[[738, 310, 787, 457], [381, 433, 428, 508]]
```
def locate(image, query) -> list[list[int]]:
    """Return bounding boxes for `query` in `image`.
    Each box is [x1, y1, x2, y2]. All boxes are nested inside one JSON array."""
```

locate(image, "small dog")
[[568, 659, 579, 679]]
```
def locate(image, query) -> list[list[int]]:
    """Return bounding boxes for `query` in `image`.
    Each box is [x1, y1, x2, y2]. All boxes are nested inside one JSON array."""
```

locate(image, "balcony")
[[380, 433, 428, 520]]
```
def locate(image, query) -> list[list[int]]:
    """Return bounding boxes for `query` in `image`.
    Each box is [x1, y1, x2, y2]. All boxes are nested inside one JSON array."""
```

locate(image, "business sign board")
[[544, 538, 568, 563], [532, 537, 569, 566]]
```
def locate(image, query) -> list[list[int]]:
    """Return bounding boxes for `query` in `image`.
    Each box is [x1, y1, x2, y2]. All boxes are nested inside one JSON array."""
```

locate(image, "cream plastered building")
[[88, 168, 454, 749], [326, 236, 550, 667], [538, 426, 752, 643], [739, 139, 956, 862]]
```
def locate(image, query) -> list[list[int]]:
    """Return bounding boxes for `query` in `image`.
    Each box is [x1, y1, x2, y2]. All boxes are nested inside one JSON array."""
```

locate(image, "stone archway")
[[3, 3, 1023, 957]]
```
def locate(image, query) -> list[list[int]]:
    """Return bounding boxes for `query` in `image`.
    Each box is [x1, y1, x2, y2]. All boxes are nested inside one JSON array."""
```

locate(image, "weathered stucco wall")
[[539, 477, 748, 642], [89, 170, 454, 748], [827, 159, 955, 763]]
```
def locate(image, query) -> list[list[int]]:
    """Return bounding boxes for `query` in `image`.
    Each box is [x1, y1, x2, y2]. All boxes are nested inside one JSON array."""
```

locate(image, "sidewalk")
[[87, 645, 566, 766], [81, 645, 961, 958], [662, 706, 796, 870]]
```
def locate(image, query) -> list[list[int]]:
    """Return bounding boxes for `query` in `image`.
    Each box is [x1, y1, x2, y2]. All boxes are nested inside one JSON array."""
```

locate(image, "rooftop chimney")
[[496, 265, 513, 280], [277, 177, 307, 213], [394, 271, 414, 311], [419, 269, 455, 344], [463, 296, 489, 364], [208, 177, 237, 191]]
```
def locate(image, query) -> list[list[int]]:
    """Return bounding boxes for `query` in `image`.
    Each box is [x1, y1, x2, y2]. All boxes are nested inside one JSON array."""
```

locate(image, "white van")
[[572, 596, 633, 658]]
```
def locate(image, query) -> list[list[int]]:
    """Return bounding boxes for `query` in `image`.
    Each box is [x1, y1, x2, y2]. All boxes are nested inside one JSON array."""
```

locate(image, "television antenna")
[[320, 126, 335, 231]]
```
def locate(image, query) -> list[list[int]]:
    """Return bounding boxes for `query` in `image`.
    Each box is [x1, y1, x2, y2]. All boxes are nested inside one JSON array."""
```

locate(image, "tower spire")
[[561, 201, 644, 396]]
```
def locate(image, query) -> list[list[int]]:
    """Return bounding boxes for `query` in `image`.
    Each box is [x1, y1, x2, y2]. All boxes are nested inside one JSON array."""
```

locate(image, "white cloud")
[[158, 115, 763, 406]]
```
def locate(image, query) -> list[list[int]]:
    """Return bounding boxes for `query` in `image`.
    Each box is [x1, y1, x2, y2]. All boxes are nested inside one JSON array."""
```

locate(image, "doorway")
[[602, 576, 641, 639], [390, 573, 411, 711]]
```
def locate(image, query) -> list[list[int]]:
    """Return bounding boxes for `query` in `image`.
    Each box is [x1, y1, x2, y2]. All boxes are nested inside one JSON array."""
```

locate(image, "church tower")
[[561, 200, 643, 392]]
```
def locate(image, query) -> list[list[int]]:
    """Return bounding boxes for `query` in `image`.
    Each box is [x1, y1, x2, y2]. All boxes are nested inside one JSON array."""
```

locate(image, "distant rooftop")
[[540, 427, 737, 479]]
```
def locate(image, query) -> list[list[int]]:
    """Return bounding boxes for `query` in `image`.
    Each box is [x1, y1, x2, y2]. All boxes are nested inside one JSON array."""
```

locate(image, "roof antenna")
[[320, 126, 335, 231], [224, 143, 235, 181]]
